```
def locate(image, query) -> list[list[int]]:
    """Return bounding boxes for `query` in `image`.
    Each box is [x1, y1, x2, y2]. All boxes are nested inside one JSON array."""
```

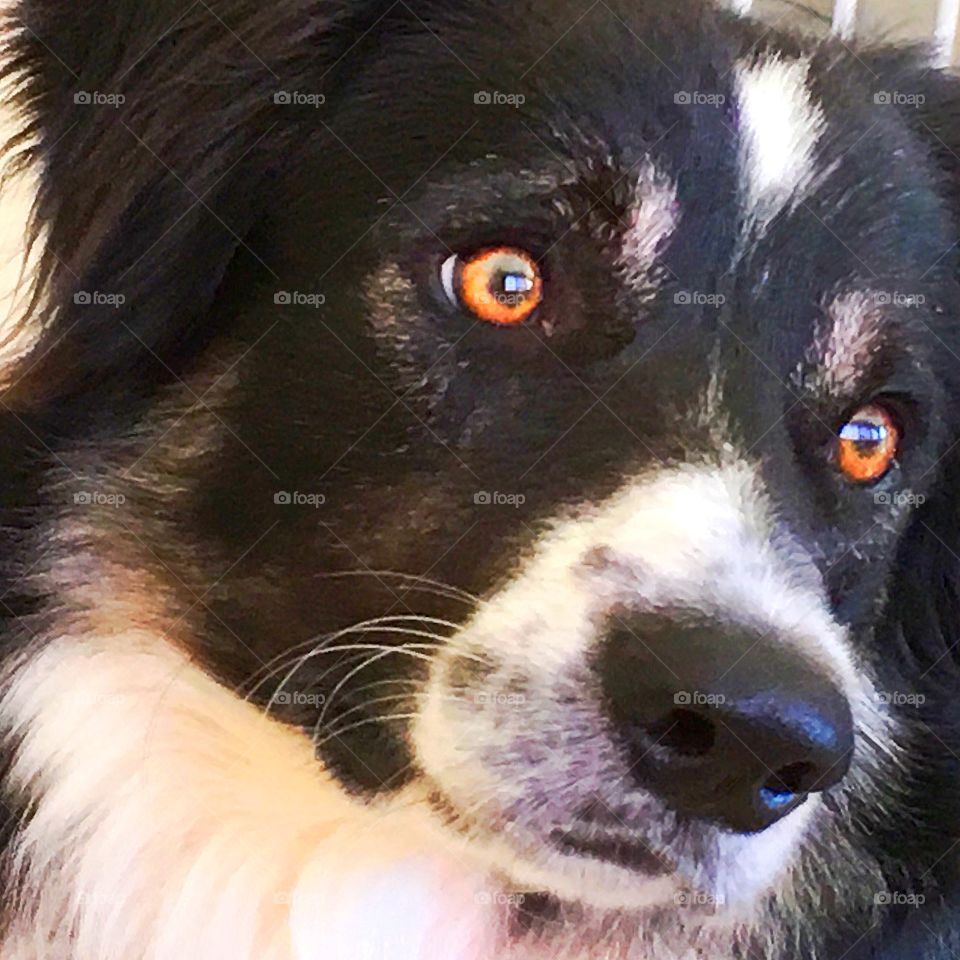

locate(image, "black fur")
[[4, 1, 960, 956]]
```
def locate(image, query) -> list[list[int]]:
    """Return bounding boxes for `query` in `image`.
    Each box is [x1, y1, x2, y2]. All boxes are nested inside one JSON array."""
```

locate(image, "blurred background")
[[750, 0, 959, 60]]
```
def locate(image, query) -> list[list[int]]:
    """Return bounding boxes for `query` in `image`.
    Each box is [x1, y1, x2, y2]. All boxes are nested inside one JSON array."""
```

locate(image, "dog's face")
[[148, 0, 960, 921], [7, 0, 960, 953]]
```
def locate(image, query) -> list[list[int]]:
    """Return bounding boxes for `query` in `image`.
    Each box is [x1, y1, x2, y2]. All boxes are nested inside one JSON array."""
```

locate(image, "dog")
[[1, 0, 960, 957]]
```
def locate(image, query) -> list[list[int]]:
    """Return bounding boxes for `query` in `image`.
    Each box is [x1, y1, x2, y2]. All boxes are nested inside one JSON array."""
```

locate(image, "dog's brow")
[[809, 291, 885, 396], [617, 163, 679, 294]]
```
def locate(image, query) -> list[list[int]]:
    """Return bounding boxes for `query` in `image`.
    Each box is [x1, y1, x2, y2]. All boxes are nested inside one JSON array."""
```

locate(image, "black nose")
[[598, 613, 854, 833]]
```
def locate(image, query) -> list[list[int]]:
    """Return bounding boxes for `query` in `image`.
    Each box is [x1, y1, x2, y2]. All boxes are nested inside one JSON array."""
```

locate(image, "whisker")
[[244, 615, 465, 699], [313, 646, 426, 731], [313, 570, 479, 605], [312, 713, 421, 752], [315, 690, 449, 731], [326, 675, 421, 700], [262, 628, 466, 713], [264, 642, 438, 714]]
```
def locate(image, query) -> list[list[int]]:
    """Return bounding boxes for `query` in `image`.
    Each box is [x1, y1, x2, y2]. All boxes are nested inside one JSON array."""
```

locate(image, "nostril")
[[598, 614, 855, 832], [647, 708, 716, 757], [762, 760, 817, 804]]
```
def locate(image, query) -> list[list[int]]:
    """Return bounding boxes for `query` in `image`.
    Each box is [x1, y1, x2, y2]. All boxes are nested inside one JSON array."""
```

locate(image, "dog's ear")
[[861, 49, 960, 236], [862, 54, 960, 676], [0, 0, 383, 410]]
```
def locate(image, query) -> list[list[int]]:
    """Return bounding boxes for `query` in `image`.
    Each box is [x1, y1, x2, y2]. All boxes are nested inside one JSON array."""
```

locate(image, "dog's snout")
[[599, 615, 854, 833]]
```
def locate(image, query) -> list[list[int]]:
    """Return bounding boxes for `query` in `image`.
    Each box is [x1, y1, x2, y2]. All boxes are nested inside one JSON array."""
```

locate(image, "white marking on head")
[[734, 56, 825, 231], [618, 163, 679, 296]]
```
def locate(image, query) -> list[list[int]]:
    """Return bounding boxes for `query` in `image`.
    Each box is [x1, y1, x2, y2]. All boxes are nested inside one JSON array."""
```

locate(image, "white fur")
[[0, 625, 500, 959], [618, 165, 679, 296], [416, 461, 890, 913], [734, 56, 825, 232], [810, 290, 884, 396]]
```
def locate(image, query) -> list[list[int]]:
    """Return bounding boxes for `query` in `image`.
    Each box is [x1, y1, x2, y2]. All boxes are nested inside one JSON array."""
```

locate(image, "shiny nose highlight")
[[598, 614, 854, 833]]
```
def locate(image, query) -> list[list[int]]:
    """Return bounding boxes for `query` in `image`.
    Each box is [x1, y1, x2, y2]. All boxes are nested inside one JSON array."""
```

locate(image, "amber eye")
[[440, 246, 543, 324], [837, 404, 899, 483]]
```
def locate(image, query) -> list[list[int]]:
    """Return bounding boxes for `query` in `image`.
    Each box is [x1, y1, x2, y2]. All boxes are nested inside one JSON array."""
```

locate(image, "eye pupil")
[[836, 404, 899, 484], [839, 421, 887, 449], [502, 273, 533, 294]]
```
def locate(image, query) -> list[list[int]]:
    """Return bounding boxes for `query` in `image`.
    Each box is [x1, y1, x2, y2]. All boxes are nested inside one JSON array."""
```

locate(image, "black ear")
[[0, 0, 382, 409], [862, 53, 960, 677], [863, 48, 960, 229]]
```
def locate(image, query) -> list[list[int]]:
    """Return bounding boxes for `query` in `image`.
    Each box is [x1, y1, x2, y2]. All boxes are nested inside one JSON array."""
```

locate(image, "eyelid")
[[440, 254, 458, 305]]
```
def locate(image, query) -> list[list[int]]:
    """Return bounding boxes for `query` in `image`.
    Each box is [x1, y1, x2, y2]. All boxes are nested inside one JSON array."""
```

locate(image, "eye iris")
[[837, 405, 898, 483], [458, 247, 542, 324]]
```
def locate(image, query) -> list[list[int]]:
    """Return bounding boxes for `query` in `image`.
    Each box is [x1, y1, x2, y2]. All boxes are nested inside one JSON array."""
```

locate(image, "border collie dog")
[[2, 0, 960, 957]]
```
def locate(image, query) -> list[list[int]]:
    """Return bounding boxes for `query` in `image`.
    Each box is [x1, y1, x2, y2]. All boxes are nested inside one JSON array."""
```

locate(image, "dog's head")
[[7, 0, 960, 952]]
